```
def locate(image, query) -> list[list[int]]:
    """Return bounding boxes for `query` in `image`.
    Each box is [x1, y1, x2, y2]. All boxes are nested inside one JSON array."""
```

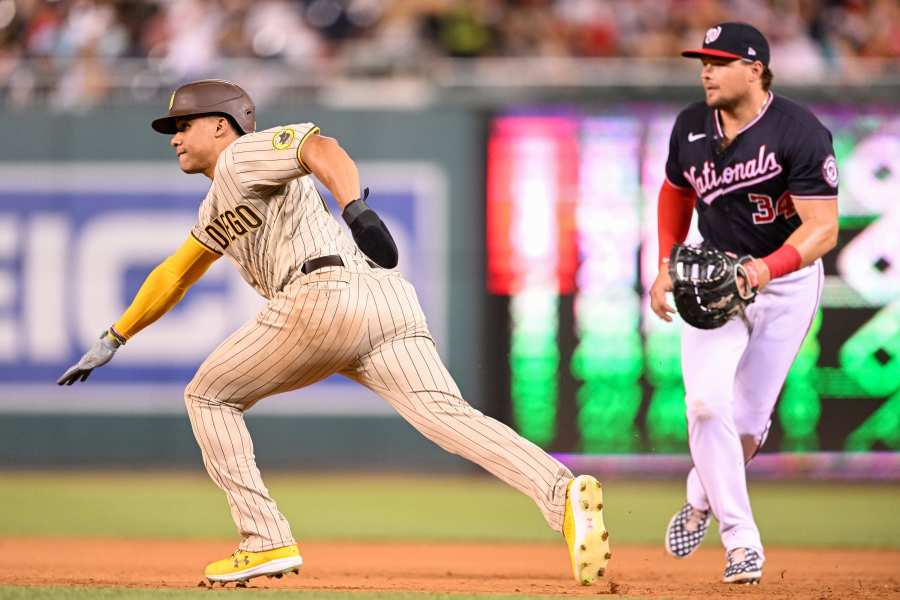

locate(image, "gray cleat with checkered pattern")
[[664, 502, 711, 558], [722, 547, 763, 584]]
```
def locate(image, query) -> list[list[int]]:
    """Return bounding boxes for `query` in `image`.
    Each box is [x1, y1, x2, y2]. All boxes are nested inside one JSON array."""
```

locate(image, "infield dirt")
[[3, 538, 899, 599]]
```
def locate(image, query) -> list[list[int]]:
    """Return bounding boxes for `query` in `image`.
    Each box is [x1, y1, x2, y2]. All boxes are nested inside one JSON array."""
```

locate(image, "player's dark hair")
[[761, 67, 773, 91], [205, 112, 244, 135], [222, 114, 244, 136]]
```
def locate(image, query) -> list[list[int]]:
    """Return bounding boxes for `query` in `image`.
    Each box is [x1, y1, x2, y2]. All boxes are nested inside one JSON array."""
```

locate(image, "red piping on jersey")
[[658, 179, 695, 265]]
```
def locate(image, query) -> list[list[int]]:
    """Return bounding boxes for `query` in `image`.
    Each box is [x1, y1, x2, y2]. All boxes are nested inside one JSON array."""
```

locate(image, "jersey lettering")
[[224, 210, 247, 235], [776, 193, 796, 220], [749, 193, 776, 224], [749, 192, 795, 225], [204, 204, 265, 250], [212, 215, 236, 241], [235, 204, 263, 229], [205, 224, 230, 249], [683, 145, 782, 203]]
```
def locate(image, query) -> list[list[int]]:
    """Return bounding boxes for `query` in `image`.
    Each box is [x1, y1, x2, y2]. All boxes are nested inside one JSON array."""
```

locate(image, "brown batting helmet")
[[151, 79, 256, 135]]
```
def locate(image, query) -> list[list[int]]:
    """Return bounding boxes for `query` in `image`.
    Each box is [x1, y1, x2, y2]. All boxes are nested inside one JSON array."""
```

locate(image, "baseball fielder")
[[57, 80, 610, 586], [650, 23, 838, 584]]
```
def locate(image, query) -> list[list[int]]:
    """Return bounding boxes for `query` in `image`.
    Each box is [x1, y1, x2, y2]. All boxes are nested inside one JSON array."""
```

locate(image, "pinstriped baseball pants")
[[185, 263, 573, 551]]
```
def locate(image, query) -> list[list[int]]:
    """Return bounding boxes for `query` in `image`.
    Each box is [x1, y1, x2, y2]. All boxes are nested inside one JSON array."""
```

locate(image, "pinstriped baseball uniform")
[[184, 123, 573, 552]]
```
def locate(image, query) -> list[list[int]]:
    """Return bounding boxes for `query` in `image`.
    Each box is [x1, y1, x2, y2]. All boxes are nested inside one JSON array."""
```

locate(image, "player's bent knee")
[[184, 383, 224, 411], [184, 388, 203, 412], [184, 377, 203, 407], [685, 395, 728, 421]]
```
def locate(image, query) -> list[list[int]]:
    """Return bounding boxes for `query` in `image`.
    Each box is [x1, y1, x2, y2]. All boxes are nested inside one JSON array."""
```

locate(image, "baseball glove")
[[667, 244, 757, 329]]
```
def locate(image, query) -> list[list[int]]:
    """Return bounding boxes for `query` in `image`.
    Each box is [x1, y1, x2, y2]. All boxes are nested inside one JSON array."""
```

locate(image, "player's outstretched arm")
[[57, 235, 219, 386], [300, 134, 399, 268]]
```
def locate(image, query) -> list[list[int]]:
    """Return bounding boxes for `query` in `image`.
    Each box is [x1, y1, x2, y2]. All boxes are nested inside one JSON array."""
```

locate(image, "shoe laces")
[[685, 507, 708, 533], [727, 547, 749, 564]]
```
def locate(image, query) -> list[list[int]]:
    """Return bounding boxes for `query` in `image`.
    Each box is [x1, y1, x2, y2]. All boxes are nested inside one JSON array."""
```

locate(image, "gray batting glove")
[[57, 330, 123, 385]]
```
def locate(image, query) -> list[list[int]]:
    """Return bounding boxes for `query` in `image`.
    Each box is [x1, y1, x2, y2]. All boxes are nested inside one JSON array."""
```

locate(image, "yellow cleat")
[[563, 474, 610, 585], [204, 544, 302, 585]]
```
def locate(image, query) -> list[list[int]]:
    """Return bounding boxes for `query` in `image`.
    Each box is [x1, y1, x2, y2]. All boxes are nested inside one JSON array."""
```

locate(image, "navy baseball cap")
[[682, 22, 770, 66]]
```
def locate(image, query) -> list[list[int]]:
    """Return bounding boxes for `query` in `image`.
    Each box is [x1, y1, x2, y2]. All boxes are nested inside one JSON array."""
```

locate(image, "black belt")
[[301, 255, 344, 274], [301, 255, 377, 274]]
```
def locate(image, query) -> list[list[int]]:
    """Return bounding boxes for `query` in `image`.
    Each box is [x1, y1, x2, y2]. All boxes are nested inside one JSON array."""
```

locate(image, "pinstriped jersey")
[[191, 123, 362, 299], [665, 93, 838, 257]]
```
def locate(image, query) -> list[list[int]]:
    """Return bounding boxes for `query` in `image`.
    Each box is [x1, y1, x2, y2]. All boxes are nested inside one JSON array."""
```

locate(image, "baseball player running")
[[649, 23, 838, 584], [57, 80, 610, 586]]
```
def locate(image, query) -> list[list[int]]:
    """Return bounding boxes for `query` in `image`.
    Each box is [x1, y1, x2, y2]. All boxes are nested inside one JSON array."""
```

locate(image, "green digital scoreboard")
[[485, 107, 899, 454]]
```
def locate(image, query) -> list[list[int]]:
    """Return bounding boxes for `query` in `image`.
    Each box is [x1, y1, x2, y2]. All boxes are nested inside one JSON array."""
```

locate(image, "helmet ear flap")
[[236, 100, 256, 134]]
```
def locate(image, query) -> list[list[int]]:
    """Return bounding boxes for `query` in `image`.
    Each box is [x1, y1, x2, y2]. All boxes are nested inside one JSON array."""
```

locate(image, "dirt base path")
[[2, 538, 899, 599]]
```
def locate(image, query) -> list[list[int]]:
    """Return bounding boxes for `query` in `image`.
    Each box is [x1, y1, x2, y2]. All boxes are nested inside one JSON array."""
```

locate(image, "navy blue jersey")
[[665, 93, 838, 257]]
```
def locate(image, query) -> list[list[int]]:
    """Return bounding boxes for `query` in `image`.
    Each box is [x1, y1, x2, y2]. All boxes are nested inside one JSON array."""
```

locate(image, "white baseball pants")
[[681, 260, 824, 556]]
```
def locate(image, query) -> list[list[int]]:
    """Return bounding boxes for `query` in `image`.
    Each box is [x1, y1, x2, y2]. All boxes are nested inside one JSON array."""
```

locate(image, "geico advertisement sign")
[[0, 162, 447, 384]]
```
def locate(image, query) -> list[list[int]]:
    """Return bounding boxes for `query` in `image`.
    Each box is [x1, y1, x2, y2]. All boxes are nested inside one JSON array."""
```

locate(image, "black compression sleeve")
[[342, 198, 399, 269]]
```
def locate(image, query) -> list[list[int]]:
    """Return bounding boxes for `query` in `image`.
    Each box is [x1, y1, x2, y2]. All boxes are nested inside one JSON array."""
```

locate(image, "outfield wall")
[[1, 100, 898, 473], [0, 106, 486, 470]]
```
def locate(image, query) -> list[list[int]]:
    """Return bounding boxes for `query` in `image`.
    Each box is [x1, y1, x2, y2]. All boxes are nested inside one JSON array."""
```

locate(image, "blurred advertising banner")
[[486, 106, 900, 454], [0, 162, 448, 416]]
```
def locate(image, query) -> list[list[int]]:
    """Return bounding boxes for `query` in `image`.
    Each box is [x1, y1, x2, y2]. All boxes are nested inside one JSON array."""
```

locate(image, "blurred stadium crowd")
[[1, 0, 898, 106]]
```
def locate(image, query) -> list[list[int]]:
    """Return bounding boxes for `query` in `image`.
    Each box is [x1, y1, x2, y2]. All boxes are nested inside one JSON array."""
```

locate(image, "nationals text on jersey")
[[684, 144, 781, 203]]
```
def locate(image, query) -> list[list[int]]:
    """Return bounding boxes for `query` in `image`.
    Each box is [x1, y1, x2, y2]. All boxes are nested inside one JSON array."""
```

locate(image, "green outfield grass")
[[1, 471, 898, 548]]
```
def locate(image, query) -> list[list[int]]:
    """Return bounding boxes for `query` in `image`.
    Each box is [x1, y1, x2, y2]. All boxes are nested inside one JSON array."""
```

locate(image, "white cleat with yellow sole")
[[563, 474, 611, 585]]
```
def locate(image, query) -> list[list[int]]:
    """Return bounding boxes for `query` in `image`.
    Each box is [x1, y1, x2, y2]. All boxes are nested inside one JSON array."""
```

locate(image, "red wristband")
[[762, 244, 802, 280]]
